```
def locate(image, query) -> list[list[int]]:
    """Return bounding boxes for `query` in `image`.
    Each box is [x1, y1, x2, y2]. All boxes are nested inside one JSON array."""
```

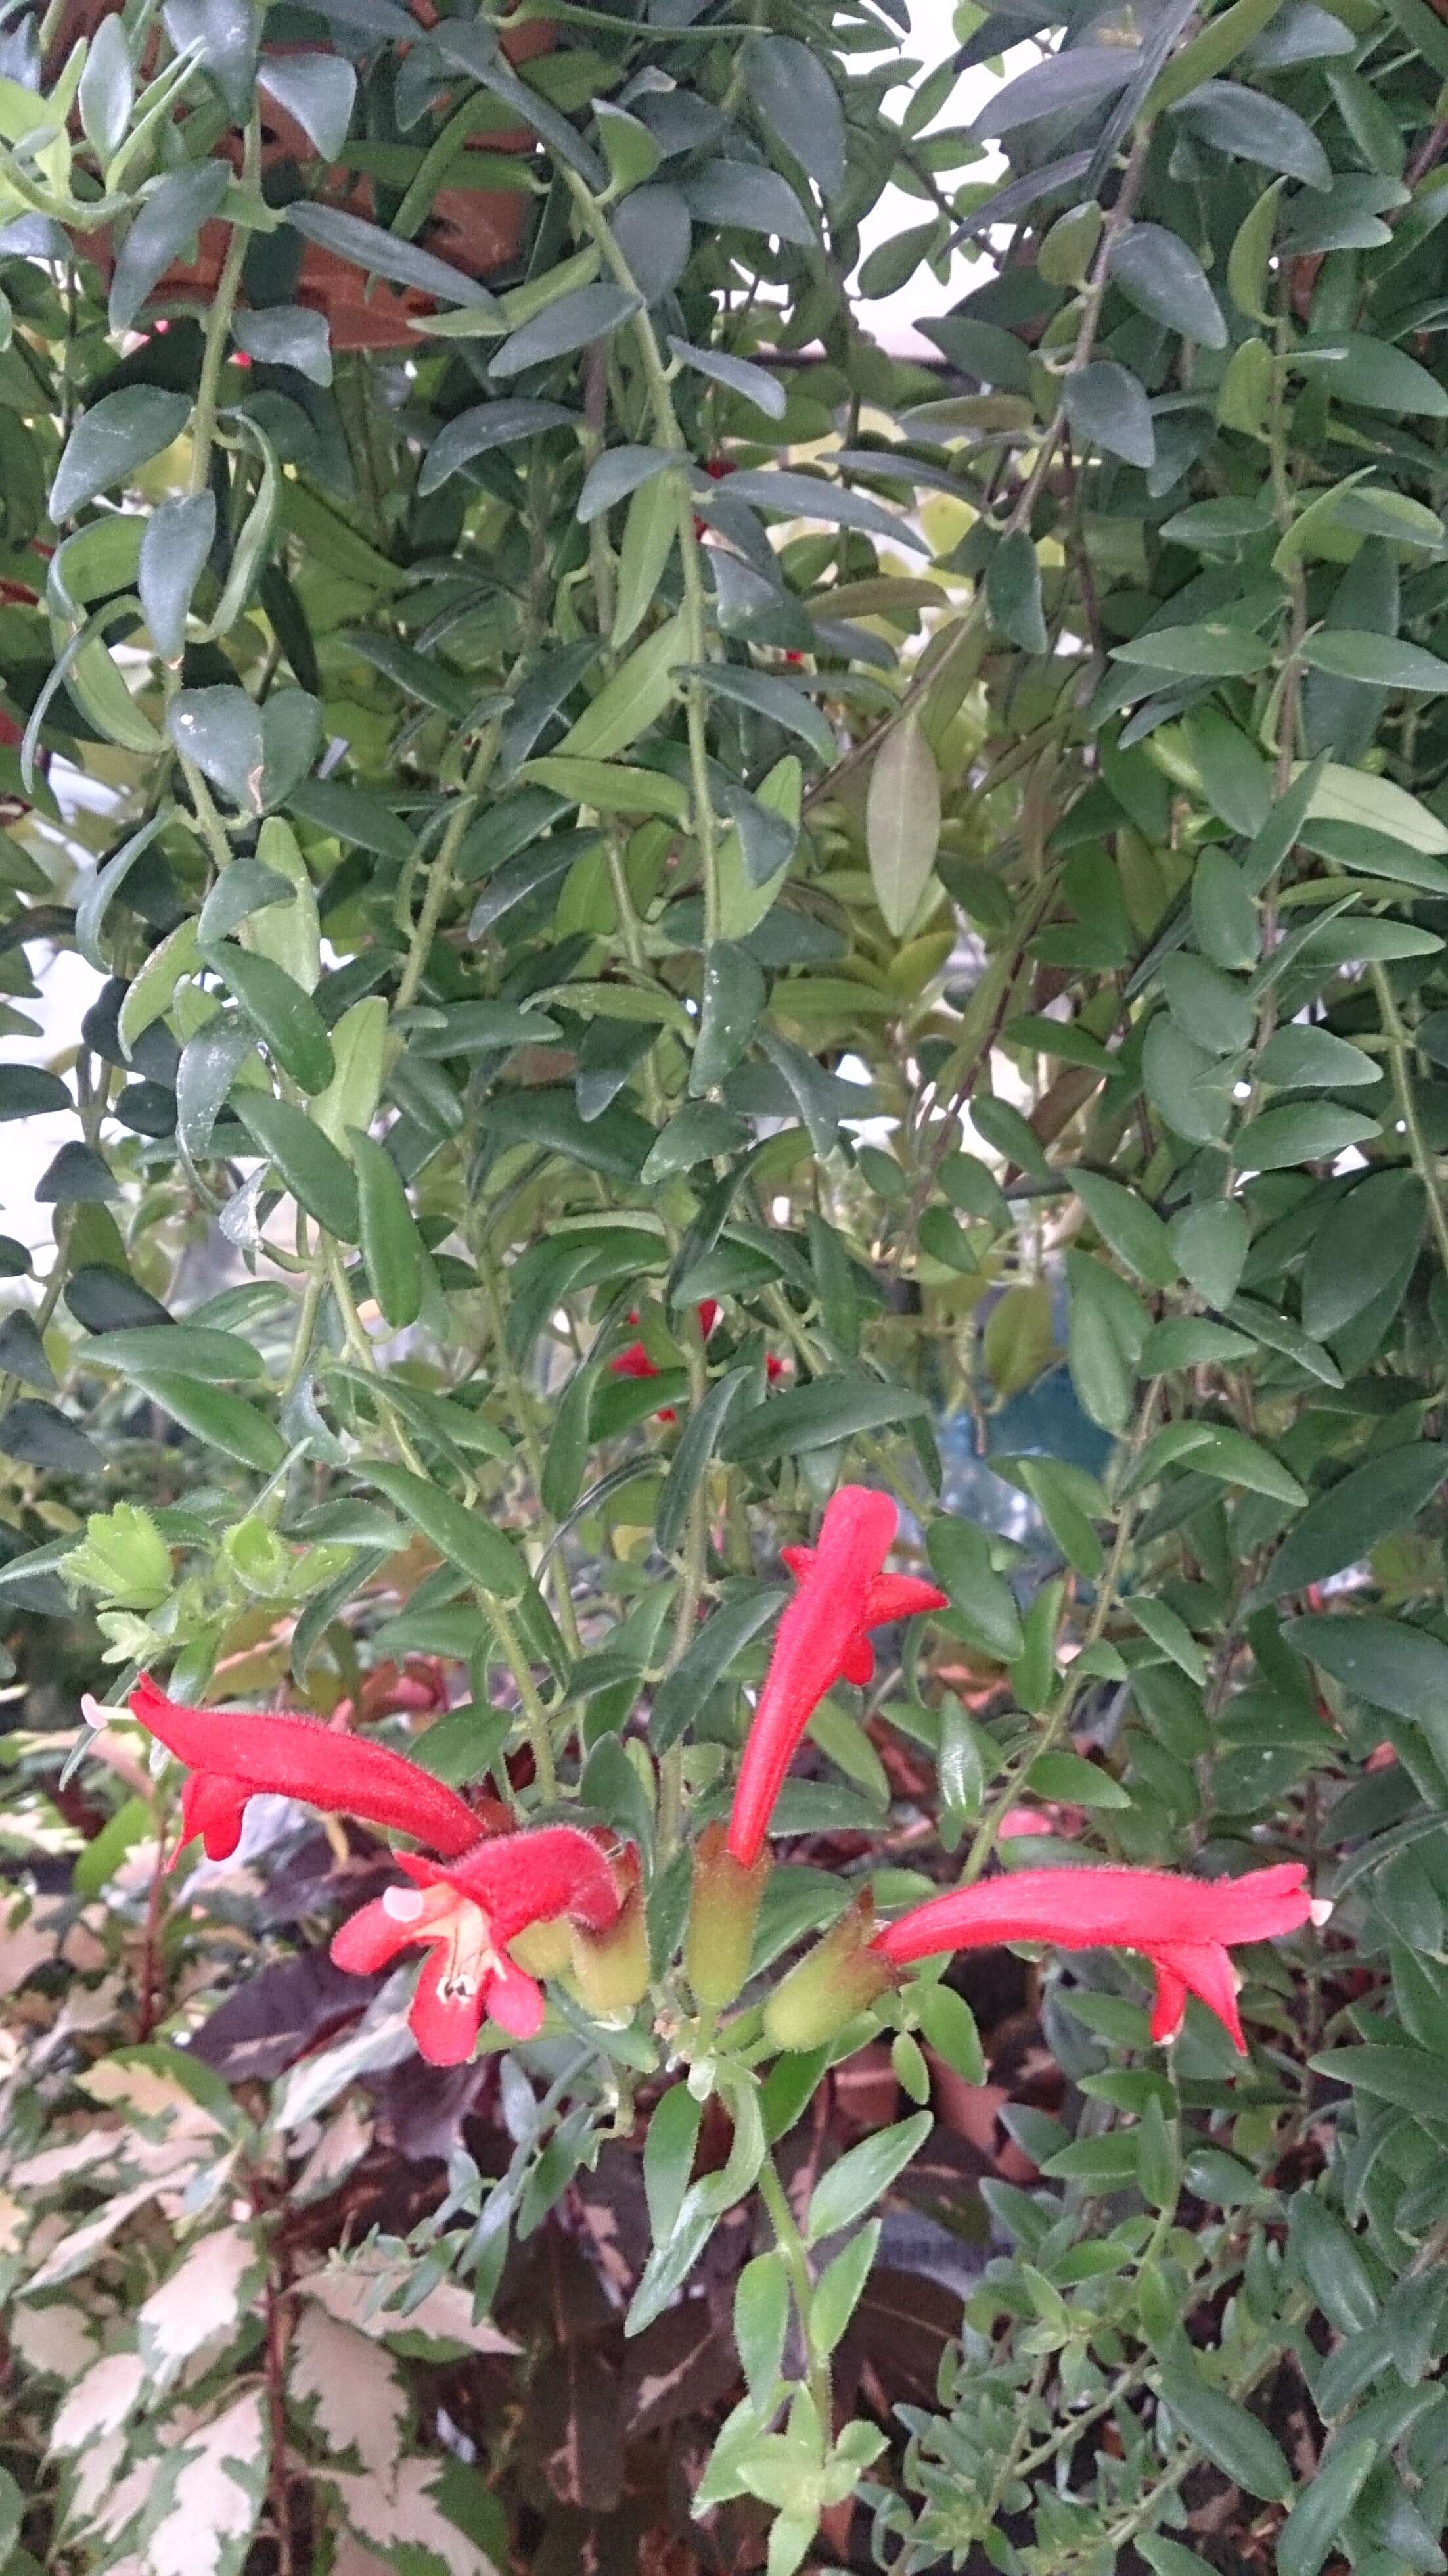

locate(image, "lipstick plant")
[[0, 0, 1447, 2571]]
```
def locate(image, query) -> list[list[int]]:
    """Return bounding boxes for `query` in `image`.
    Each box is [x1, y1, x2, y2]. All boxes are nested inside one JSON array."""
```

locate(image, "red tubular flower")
[[331, 1826, 625, 2065], [726, 1485, 948, 1868], [872, 1862, 1320, 2052], [127, 1672, 487, 1865], [611, 1300, 719, 1384]]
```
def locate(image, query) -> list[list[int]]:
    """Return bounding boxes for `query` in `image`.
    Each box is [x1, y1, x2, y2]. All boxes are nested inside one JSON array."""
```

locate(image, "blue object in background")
[[938, 1366, 1113, 1554]]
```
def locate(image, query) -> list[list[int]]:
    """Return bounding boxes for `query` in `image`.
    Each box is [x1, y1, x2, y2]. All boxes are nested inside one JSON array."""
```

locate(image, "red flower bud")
[[128, 1673, 486, 1864], [763, 1893, 895, 2053], [726, 1487, 947, 1868]]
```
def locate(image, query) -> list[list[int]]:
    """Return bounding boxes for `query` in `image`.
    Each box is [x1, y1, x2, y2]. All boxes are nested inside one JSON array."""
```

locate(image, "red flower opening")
[[726, 1486, 947, 1868], [331, 1826, 627, 2064]]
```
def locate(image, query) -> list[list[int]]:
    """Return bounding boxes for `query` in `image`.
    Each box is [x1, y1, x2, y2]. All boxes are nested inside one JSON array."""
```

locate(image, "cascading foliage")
[[1, 0, 1447, 2569]]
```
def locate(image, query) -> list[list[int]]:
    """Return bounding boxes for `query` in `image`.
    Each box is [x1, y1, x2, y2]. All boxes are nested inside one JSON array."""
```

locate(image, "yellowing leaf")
[[867, 715, 941, 938], [1298, 760, 1448, 854]]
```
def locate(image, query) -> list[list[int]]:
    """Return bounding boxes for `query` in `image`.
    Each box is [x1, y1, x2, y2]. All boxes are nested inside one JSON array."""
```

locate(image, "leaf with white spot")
[[50, 2348, 145, 2451], [287, 2303, 410, 2474], [139, 2389, 270, 2576], [138, 2226, 264, 2393], [327, 2458, 503, 2576], [296, 2249, 518, 2358]]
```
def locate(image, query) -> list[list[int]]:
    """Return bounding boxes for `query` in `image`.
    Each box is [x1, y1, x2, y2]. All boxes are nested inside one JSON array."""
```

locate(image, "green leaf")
[[79, 14, 134, 157], [683, 663, 835, 765], [1256, 1024, 1378, 1088], [365, 1461, 530, 1604], [210, 946, 334, 1095], [1114, 623, 1270, 677], [976, 47, 1142, 136], [50, 388, 191, 520], [1149, 0, 1290, 109], [1173, 81, 1331, 188], [643, 2082, 702, 2248], [1110, 223, 1227, 347], [734, 2253, 789, 2403], [690, 942, 765, 1094], [1259, 1445, 1446, 1598], [87, 1325, 265, 1383], [1071, 1167, 1178, 1287], [139, 493, 217, 664], [231, 1093, 361, 1242], [867, 717, 941, 938], [1287, 1612, 1448, 1743], [744, 34, 846, 193], [811, 2222, 880, 2355], [985, 529, 1048, 654], [804, 2113, 932, 2245], [913, 1980, 985, 2082], [1130, 1594, 1208, 1684], [1170, 1201, 1250, 1305], [656, 1365, 754, 1557], [286, 200, 500, 311], [715, 469, 928, 555], [257, 49, 355, 156], [1160, 953, 1256, 1053], [681, 160, 816, 248], [1028, 1747, 1131, 1808], [352, 1132, 424, 1332], [127, 1375, 286, 1475], [1277, 2437, 1379, 2576], [1131, 1419, 1306, 1505], [1312, 330, 1448, 417], [1064, 361, 1156, 469], [1157, 2369, 1291, 2499], [720, 1376, 933, 1465], [650, 1586, 784, 1755], [0, 1064, 70, 1120], [926, 1515, 1024, 1662], [110, 162, 230, 334], [1234, 1100, 1380, 1168], [1303, 630, 1448, 691], [491, 283, 643, 377]]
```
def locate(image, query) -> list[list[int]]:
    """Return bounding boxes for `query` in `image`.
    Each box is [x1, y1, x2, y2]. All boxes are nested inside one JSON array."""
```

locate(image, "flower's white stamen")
[[382, 1885, 427, 1923], [1309, 1898, 1334, 1928]]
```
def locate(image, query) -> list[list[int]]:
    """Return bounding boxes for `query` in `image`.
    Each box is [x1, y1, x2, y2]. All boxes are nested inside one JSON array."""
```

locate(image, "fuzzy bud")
[[685, 1822, 769, 2009], [568, 1860, 650, 2024], [763, 1893, 896, 2054]]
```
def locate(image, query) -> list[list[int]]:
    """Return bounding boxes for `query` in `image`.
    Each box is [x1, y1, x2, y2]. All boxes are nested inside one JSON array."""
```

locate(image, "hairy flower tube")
[[770, 1861, 1321, 2056], [871, 1862, 1320, 2049], [331, 1826, 627, 2065], [126, 1672, 488, 1864], [726, 1485, 948, 1869]]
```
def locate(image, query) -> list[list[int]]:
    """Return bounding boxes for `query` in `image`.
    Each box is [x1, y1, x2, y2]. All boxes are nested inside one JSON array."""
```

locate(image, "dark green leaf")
[[51, 389, 191, 522]]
